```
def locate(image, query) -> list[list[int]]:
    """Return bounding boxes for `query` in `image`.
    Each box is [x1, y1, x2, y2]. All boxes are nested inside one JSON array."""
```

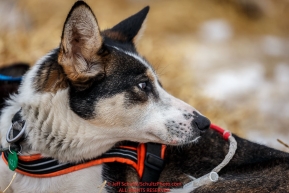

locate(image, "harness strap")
[[2, 147, 137, 177], [2, 143, 166, 180], [140, 143, 166, 188]]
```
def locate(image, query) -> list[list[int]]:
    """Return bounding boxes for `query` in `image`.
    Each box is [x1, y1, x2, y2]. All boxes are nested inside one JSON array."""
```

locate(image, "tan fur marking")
[[33, 60, 69, 93], [90, 93, 148, 128], [146, 69, 156, 82], [102, 30, 128, 42], [91, 93, 130, 127], [42, 67, 68, 93]]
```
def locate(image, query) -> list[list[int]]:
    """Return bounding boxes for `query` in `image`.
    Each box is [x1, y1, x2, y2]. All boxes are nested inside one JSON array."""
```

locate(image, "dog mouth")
[[144, 112, 210, 145], [187, 136, 201, 144], [147, 128, 201, 145], [168, 135, 201, 145]]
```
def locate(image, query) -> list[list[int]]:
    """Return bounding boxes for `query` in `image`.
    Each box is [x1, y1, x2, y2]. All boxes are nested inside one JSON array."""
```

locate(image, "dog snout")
[[192, 112, 210, 131]]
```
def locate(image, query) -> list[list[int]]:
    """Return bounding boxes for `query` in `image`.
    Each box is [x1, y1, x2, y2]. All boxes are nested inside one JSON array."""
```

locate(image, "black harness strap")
[[2, 147, 138, 175], [140, 143, 165, 188]]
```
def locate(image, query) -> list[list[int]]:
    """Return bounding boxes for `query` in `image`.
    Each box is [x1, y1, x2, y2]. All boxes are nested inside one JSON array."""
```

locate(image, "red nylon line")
[[210, 123, 230, 140], [210, 123, 225, 133]]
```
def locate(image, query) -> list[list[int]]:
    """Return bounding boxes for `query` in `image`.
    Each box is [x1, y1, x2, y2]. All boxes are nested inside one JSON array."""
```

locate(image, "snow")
[[198, 19, 233, 43], [203, 64, 264, 100], [261, 36, 284, 56], [183, 21, 289, 150]]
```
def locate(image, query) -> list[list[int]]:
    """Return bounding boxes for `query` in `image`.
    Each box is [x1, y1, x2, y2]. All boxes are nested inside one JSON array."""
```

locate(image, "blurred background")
[[0, 0, 288, 151]]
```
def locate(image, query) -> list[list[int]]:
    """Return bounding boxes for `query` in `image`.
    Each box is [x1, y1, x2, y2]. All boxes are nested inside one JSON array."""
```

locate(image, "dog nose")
[[192, 112, 211, 131]]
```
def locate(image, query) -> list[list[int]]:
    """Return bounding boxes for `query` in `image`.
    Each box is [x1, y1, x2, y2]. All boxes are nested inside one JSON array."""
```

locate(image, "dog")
[[1, 1, 289, 193]]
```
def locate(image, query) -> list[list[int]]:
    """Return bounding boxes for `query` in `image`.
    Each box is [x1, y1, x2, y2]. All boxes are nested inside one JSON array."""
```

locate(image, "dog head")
[[1, 1, 210, 162]]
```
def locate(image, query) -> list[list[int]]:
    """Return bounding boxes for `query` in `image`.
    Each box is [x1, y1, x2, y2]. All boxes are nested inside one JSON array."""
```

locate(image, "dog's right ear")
[[58, 1, 104, 88], [103, 6, 149, 44]]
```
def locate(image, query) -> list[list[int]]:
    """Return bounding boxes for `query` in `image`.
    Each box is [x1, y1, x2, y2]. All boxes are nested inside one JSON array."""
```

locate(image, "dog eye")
[[138, 82, 147, 90]]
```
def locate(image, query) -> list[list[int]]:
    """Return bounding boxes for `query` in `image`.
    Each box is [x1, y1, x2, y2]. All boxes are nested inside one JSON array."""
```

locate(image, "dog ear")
[[103, 6, 150, 43], [58, 1, 104, 88]]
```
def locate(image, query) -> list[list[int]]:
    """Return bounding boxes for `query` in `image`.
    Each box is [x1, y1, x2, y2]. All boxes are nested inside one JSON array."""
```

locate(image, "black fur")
[[103, 129, 289, 192], [109, 6, 149, 43]]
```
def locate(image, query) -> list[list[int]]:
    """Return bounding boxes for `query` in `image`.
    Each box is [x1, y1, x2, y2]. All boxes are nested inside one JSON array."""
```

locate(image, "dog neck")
[[25, 90, 120, 162]]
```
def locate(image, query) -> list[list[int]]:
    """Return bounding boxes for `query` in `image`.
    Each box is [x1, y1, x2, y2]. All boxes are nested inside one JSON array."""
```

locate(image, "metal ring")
[[17, 145, 22, 155], [8, 144, 22, 154], [17, 145, 23, 155], [8, 145, 13, 154], [209, 172, 219, 182], [6, 121, 27, 143]]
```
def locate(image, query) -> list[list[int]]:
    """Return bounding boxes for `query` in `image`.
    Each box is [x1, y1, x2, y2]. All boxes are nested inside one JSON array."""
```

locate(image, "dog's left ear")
[[58, 1, 104, 88], [103, 6, 150, 43]]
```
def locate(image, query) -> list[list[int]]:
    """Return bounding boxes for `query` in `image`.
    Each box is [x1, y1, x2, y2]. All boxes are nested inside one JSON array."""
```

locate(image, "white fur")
[[0, 160, 105, 193], [146, 83, 201, 144], [0, 55, 109, 192]]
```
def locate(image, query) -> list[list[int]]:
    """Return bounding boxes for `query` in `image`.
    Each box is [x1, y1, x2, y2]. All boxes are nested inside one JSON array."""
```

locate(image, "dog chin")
[[167, 136, 201, 146], [145, 130, 201, 146]]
